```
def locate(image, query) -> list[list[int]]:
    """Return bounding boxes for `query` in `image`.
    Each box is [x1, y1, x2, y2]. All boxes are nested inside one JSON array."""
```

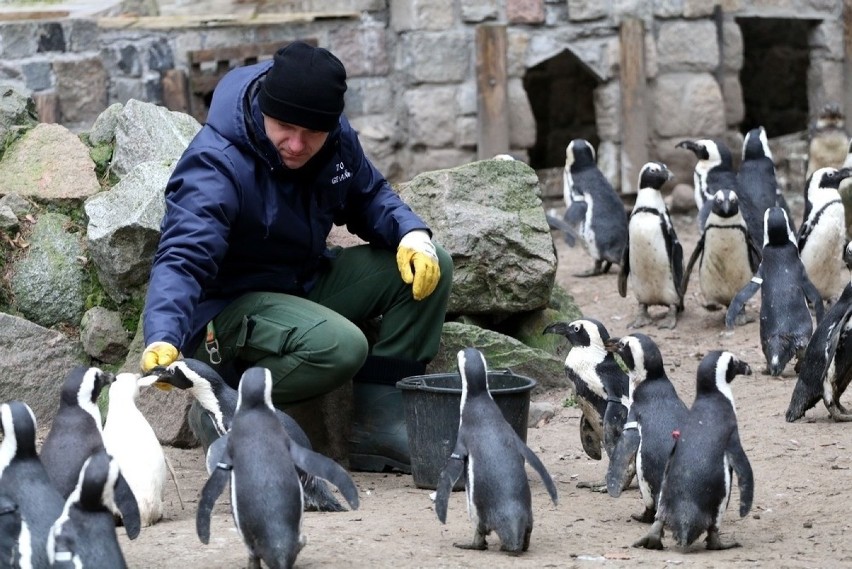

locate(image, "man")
[[140, 41, 453, 473]]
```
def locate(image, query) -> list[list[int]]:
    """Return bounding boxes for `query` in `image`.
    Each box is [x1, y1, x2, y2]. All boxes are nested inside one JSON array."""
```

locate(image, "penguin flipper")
[[517, 439, 558, 505], [617, 239, 630, 297], [114, 471, 142, 540], [435, 447, 467, 523], [725, 275, 761, 329], [602, 401, 628, 458], [801, 269, 825, 323], [681, 233, 706, 296], [205, 435, 227, 476], [197, 448, 232, 545], [545, 211, 582, 247], [746, 235, 762, 272], [579, 414, 603, 460], [725, 431, 753, 518], [288, 444, 360, 511], [606, 423, 639, 498]]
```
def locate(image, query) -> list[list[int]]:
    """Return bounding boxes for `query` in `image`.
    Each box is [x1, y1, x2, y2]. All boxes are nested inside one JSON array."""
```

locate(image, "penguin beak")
[[837, 167, 852, 181], [676, 140, 698, 152], [542, 322, 570, 337], [138, 374, 165, 389], [603, 337, 621, 353], [144, 366, 176, 391], [844, 242, 852, 269], [733, 360, 752, 379]]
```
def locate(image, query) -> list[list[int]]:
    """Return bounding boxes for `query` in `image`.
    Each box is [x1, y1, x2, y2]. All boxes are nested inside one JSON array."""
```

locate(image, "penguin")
[[604, 333, 689, 524], [434, 348, 558, 554], [634, 351, 753, 550], [618, 162, 684, 329], [0, 494, 21, 568], [726, 207, 824, 376], [542, 318, 629, 490], [676, 138, 738, 230], [737, 126, 794, 241], [102, 372, 168, 526], [786, 242, 852, 422], [682, 189, 761, 323], [196, 367, 360, 569], [552, 139, 628, 277], [807, 102, 848, 179], [797, 167, 852, 303], [0, 401, 65, 569], [40, 366, 114, 498], [149, 358, 346, 512], [47, 449, 141, 568]]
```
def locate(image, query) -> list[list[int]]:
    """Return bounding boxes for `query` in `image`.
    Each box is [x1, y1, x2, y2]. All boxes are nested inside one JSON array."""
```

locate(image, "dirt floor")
[[120, 210, 852, 568]]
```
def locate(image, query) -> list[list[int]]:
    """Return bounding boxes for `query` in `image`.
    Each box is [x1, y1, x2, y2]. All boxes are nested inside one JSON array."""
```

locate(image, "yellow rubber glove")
[[396, 230, 441, 301], [140, 341, 179, 373]]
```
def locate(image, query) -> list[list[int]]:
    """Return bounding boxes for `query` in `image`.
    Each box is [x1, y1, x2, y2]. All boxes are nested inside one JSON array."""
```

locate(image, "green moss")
[[562, 394, 577, 408]]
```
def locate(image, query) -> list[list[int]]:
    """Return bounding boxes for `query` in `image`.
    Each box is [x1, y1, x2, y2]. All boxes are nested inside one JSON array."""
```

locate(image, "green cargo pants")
[[194, 244, 453, 407]]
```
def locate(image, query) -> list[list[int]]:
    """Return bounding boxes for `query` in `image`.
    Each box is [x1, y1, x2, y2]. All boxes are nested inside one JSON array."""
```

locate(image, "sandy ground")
[[120, 211, 852, 568]]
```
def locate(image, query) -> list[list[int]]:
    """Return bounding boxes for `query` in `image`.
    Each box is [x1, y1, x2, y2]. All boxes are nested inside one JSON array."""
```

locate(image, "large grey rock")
[[110, 99, 201, 178], [0, 86, 37, 154], [0, 123, 100, 200], [85, 160, 173, 302], [426, 321, 566, 389], [398, 158, 557, 315], [88, 102, 124, 145], [10, 213, 86, 328], [80, 306, 131, 364], [0, 312, 84, 427]]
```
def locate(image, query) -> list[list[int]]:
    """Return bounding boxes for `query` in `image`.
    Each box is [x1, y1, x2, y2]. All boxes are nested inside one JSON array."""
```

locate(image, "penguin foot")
[[247, 555, 262, 569], [705, 529, 740, 550], [827, 403, 852, 422], [573, 264, 606, 278], [454, 540, 488, 551], [703, 302, 722, 312], [631, 508, 656, 524], [576, 479, 608, 493], [633, 534, 664, 550], [733, 311, 754, 326], [628, 306, 652, 329], [657, 306, 678, 330]]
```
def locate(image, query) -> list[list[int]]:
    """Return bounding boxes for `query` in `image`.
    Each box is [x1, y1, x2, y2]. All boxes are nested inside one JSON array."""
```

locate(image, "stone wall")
[[0, 0, 845, 189]]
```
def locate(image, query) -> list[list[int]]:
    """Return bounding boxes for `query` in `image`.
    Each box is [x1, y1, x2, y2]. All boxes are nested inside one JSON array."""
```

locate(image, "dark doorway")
[[523, 49, 600, 169], [737, 17, 815, 138]]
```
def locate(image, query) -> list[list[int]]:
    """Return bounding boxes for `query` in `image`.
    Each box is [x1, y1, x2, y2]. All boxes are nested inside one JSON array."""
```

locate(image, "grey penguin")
[[682, 189, 761, 323], [618, 161, 684, 330], [807, 102, 848, 178], [553, 139, 628, 277], [40, 366, 114, 498], [676, 138, 738, 230], [0, 401, 66, 569], [786, 242, 852, 422], [196, 367, 360, 569], [149, 358, 346, 512], [738, 126, 794, 241], [797, 166, 852, 303], [0, 494, 21, 568], [634, 351, 753, 551], [543, 318, 629, 490], [434, 348, 558, 554], [726, 207, 825, 376], [47, 449, 141, 568], [604, 333, 689, 524]]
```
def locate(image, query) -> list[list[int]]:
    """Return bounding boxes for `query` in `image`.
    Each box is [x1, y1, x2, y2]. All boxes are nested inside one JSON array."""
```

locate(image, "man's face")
[[263, 115, 329, 169]]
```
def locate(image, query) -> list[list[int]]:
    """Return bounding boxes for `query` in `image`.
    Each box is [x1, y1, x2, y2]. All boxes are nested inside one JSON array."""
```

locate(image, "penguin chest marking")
[[800, 205, 847, 298], [715, 454, 733, 530], [581, 197, 600, 259], [699, 226, 753, 304], [628, 214, 677, 304], [465, 454, 479, 525], [634, 425, 655, 509]]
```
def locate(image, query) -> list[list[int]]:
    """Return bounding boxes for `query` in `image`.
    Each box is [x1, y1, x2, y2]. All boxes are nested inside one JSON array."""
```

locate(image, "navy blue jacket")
[[143, 59, 428, 353]]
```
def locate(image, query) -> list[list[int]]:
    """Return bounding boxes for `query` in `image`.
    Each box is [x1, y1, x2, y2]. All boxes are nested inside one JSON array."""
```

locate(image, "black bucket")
[[396, 370, 537, 490]]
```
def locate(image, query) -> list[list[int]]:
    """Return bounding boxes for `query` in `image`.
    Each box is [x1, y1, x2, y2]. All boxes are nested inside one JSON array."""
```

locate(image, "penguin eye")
[[572, 324, 581, 333]]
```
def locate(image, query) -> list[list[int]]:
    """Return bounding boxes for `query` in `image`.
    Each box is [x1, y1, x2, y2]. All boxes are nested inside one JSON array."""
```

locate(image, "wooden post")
[[844, 0, 852, 123], [619, 18, 649, 194], [32, 91, 59, 124], [476, 24, 509, 160]]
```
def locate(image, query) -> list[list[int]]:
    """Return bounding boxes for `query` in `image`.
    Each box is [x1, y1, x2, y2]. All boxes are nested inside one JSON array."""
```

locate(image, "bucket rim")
[[396, 370, 537, 394]]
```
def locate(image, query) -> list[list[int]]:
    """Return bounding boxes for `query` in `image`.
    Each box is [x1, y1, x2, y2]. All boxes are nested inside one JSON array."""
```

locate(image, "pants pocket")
[[235, 315, 294, 359]]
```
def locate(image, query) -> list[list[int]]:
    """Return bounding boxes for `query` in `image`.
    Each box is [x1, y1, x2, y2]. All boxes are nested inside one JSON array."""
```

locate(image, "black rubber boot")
[[348, 383, 411, 473], [187, 400, 221, 454]]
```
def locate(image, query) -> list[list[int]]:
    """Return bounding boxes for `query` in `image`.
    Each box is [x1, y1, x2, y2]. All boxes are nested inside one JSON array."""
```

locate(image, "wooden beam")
[[475, 24, 509, 160], [97, 12, 357, 30], [619, 18, 649, 194]]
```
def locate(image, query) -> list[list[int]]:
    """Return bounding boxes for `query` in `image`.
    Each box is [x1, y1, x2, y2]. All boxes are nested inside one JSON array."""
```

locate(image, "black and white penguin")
[[797, 166, 852, 303], [0, 494, 21, 567], [102, 372, 168, 526], [676, 138, 738, 229], [634, 351, 753, 550], [543, 318, 629, 489], [604, 333, 689, 524], [618, 162, 684, 329], [738, 126, 794, 241], [40, 366, 114, 498], [807, 102, 848, 179], [0, 401, 65, 569], [554, 139, 628, 277], [786, 242, 852, 422], [434, 348, 557, 554], [682, 189, 761, 323], [196, 367, 359, 569], [47, 449, 141, 568], [149, 358, 346, 512], [727, 207, 824, 376]]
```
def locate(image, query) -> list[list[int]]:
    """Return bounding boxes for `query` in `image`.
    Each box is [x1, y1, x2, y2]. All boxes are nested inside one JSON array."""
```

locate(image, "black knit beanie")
[[258, 41, 347, 132]]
